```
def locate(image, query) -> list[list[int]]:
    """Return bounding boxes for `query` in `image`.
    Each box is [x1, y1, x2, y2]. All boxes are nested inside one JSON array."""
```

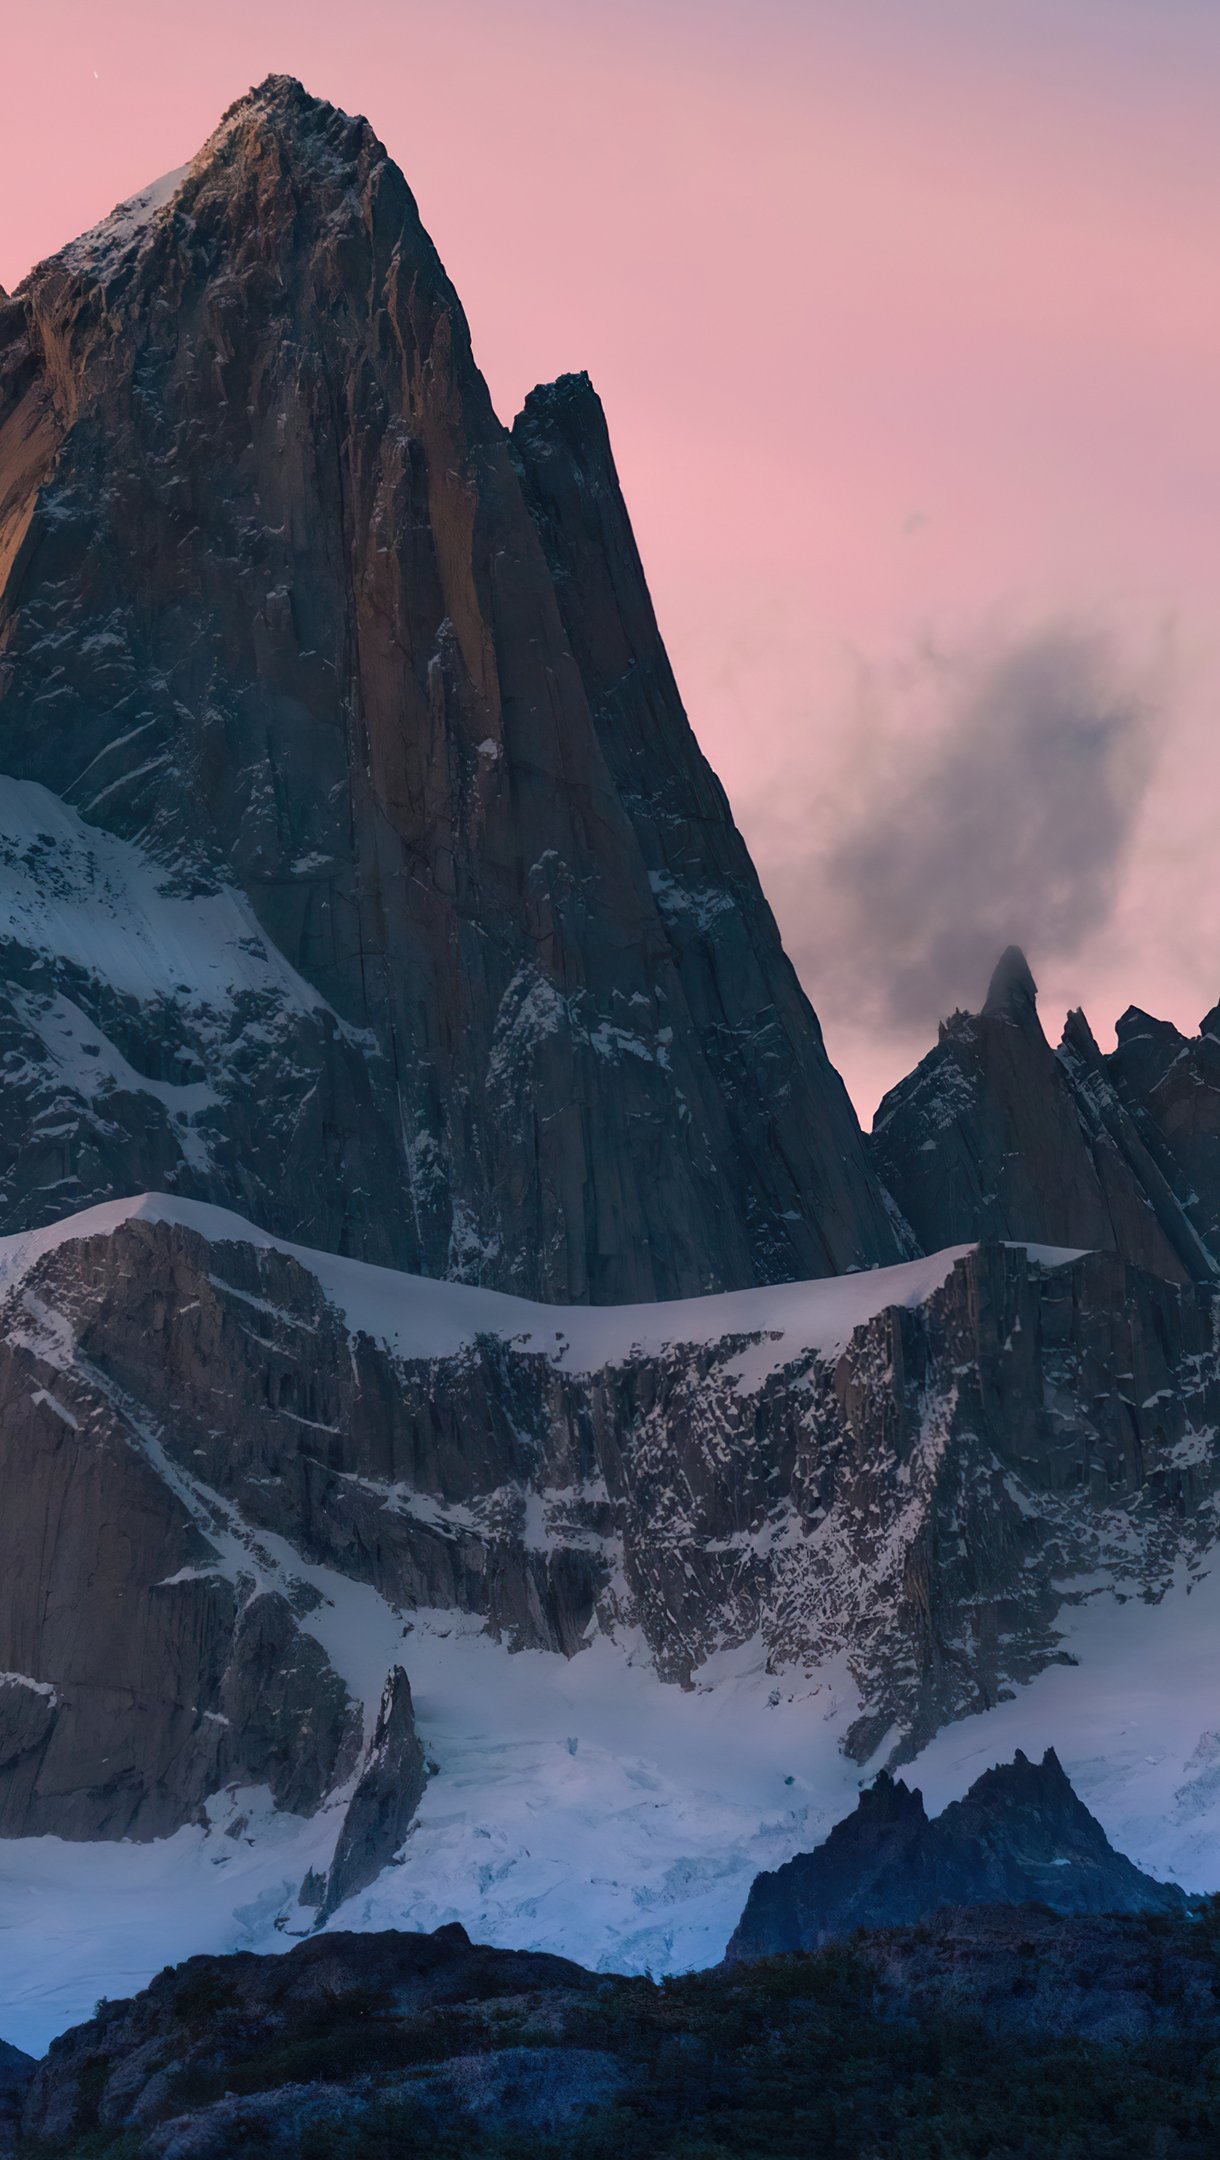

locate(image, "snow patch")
[[0, 1672, 58, 1702], [6, 1562, 1220, 2059], [0, 777, 334, 1030], [0, 1189, 1083, 1383], [56, 164, 189, 275], [907, 1559, 1220, 1896]]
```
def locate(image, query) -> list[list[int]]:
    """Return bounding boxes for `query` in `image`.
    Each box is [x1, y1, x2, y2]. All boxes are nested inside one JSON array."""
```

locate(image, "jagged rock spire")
[[727, 1746, 1188, 1959], [871, 942, 1206, 1280], [982, 944, 1039, 1023], [1060, 1007, 1103, 1065]]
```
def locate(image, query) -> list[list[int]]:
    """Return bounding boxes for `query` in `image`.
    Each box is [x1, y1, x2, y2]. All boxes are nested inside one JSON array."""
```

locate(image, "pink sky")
[[3, 0, 1218, 1115]]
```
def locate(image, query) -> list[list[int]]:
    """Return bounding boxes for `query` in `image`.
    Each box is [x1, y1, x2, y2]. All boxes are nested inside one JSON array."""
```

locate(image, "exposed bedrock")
[[0, 76, 896, 1299], [2, 1207, 1218, 1837], [873, 947, 1220, 1280], [320, 1667, 428, 1918], [726, 1748, 1188, 1960]]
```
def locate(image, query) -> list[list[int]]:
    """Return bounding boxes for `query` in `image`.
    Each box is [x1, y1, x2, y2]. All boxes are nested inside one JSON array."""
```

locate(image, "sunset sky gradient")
[[3, 0, 1217, 1114]]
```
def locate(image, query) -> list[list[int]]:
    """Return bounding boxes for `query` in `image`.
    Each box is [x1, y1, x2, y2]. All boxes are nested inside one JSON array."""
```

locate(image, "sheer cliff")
[[3, 1197, 1218, 1848], [0, 75, 897, 1299], [4, 76, 1220, 2049]]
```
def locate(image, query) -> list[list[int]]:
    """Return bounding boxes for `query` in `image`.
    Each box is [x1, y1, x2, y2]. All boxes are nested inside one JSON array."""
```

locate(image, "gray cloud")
[[775, 622, 1161, 1035]]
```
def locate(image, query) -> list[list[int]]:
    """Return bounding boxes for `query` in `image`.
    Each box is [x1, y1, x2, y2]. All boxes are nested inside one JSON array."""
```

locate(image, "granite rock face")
[[511, 373, 892, 1281], [0, 1316, 362, 1842], [726, 1748, 1188, 1959], [0, 75, 897, 1300], [320, 1667, 428, 1917], [6, 70, 1220, 1947], [3, 1200, 1219, 1841], [872, 948, 1213, 1280]]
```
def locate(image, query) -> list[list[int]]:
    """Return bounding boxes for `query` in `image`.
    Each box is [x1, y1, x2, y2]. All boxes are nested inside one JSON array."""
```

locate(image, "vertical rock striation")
[[320, 1667, 428, 1917], [0, 76, 898, 1299], [1104, 1003, 1220, 1263], [511, 372, 897, 1281]]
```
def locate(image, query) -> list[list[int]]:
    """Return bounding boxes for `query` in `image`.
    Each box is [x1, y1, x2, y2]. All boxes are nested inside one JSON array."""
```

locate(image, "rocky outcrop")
[[871, 948, 1211, 1280], [320, 1667, 428, 1917], [726, 1749, 1188, 1959], [511, 372, 894, 1281], [3, 1197, 1220, 1842], [0, 75, 897, 1300], [19, 1924, 606, 2153]]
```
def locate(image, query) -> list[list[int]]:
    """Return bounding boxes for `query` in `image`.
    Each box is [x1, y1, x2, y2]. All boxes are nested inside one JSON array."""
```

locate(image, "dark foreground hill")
[[8, 1909, 1220, 2159]]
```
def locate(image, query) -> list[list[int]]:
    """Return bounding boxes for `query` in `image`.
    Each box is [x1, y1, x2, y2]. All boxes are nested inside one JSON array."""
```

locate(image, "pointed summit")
[[727, 1747, 1188, 1959], [202, 73, 386, 181], [1114, 1005, 1183, 1050], [233, 70, 332, 114], [1059, 1006, 1103, 1066], [982, 944, 1038, 1023], [872, 941, 1202, 1279], [0, 79, 900, 1296]]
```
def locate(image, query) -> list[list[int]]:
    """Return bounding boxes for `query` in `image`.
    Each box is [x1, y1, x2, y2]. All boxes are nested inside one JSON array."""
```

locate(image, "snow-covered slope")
[[5, 1561, 1220, 2058], [0, 776, 386, 1250], [0, 1188, 1022, 1372], [2, 1195, 1219, 2053], [6, 69, 1217, 2082]]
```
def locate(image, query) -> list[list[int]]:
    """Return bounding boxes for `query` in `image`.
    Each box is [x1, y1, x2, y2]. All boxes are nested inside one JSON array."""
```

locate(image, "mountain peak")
[[959, 1743, 1075, 1810], [859, 1769, 926, 1821], [982, 945, 1038, 1023], [196, 74, 388, 198], [1060, 1006, 1102, 1066], [870, 936, 1205, 1286], [1114, 1005, 1184, 1050], [248, 69, 315, 104], [215, 72, 372, 145], [1, 77, 899, 1301], [516, 368, 604, 436], [727, 1747, 1188, 1959], [32, 75, 394, 299]]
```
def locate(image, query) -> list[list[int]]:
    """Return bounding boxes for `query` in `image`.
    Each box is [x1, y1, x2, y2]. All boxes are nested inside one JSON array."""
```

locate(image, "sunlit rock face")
[[0, 75, 897, 1301]]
